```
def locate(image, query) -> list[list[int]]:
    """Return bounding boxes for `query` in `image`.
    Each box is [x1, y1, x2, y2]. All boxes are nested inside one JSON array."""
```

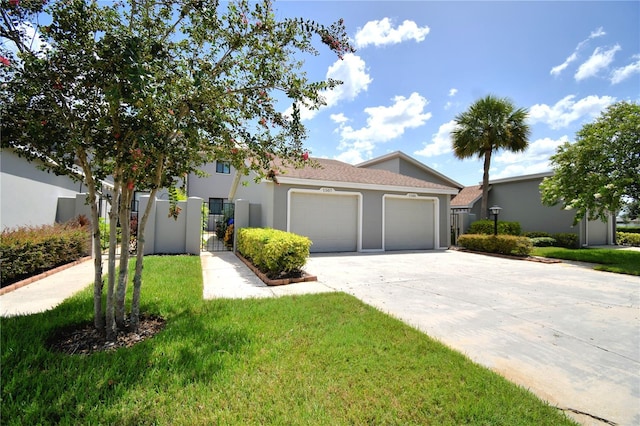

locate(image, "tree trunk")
[[105, 182, 120, 341], [88, 189, 104, 330], [115, 187, 132, 329], [75, 149, 104, 330], [130, 157, 164, 330], [481, 149, 492, 219]]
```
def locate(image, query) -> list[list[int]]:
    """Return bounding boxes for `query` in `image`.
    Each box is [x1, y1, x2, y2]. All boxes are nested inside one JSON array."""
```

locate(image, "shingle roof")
[[276, 157, 457, 192], [451, 185, 484, 207]]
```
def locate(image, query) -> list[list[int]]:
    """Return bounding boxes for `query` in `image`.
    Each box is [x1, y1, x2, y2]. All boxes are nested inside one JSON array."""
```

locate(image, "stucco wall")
[[487, 178, 579, 235], [188, 162, 236, 200], [1, 149, 82, 229]]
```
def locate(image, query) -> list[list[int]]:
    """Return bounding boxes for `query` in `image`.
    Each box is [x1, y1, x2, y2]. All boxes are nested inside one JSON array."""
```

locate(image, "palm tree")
[[451, 95, 531, 218]]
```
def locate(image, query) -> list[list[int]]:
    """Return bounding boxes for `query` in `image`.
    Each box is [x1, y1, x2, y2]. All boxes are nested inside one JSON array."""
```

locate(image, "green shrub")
[[529, 237, 556, 247], [524, 231, 552, 238], [617, 232, 640, 247], [616, 226, 640, 234], [237, 228, 311, 277], [553, 233, 579, 249], [458, 234, 532, 256], [1, 217, 91, 286], [468, 220, 522, 236]]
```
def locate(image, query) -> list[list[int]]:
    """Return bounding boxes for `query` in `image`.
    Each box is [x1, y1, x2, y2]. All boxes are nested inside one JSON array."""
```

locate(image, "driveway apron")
[[305, 250, 640, 426]]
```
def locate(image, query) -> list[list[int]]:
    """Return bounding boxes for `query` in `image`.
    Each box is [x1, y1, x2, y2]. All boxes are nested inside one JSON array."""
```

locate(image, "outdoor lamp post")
[[489, 205, 502, 236]]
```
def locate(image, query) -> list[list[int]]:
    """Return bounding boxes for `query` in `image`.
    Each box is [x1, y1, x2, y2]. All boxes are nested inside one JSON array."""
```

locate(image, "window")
[[216, 160, 231, 174], [209, 198, 224, 215]]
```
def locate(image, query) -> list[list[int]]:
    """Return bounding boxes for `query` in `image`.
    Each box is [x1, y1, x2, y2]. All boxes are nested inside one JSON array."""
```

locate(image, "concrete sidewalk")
[[0, 258, 98, 317]]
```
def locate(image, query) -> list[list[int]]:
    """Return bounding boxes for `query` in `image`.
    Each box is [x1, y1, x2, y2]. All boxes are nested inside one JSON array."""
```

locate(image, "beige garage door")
[[289, 192, 358, 252], [384, 197, 435, 250]]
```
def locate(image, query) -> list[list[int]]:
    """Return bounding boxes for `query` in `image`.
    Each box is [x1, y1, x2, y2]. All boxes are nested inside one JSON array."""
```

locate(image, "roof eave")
[[275, 176, 459, 195]]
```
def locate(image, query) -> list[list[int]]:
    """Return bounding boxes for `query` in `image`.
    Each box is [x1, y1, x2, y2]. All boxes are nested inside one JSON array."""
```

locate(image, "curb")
[[450, 247, 562, 264], [0, 256, 93, 296], [235, 252, 317, 286]]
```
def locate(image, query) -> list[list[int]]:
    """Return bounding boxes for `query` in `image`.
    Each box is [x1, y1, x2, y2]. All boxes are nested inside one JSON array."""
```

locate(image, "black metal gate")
[[202, 202, 235, 252], [450, 211, 461, 246]]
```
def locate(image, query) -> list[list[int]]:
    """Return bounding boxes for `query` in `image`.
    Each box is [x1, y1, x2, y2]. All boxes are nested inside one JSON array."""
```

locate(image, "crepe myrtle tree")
[[1, 0, 354, 339], [540, 101, 640, 240]]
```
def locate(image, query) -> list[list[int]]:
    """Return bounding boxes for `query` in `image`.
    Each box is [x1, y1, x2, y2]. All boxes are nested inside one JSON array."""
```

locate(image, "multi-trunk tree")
[[1, 0, 353, 339]]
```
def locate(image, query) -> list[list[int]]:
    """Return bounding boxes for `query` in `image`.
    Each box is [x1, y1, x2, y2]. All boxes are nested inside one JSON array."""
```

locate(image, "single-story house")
[[230, 157, 459, 252], [450, 172, 615, 246]]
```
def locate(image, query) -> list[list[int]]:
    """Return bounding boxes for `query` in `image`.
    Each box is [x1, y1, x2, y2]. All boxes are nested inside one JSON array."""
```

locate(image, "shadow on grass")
[[1, 293, 251, 425]]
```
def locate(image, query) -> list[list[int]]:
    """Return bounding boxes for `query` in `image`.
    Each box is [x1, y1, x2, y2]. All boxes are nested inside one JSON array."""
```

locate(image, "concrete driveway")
[[304, 250, 640, 426]]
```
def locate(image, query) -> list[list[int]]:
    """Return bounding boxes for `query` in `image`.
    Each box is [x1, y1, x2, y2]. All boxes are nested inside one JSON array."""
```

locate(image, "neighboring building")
[[450, 172, 614, 246], [188, 159, 236, 230], [230, 157, 458, 252], [1, 148, 85, 229]]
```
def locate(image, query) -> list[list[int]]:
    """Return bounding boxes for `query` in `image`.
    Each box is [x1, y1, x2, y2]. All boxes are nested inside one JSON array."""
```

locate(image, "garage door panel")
[[290, 192, 358, 253], [385, 198, 434, 250]]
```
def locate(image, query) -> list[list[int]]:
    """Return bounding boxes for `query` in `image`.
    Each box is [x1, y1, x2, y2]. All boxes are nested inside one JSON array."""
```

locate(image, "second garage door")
[[289, 191, 359, 253], [384, 196, 436, 250]]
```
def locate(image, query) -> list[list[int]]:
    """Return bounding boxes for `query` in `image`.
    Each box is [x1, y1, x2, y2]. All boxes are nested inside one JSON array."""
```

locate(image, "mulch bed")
[[47, 314, 166, 356]]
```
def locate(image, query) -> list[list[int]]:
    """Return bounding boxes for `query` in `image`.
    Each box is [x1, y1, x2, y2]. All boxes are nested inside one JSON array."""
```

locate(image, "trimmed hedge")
[[617, 232, 640, 247], [1, 217, 91, 286], [553, 233, 579, 249], [529, 237, 556, 247], [617, 227, 640, 234], [468, 220, 522, 236], [457, 234, 532, 256], [237, 228, 311, 277]]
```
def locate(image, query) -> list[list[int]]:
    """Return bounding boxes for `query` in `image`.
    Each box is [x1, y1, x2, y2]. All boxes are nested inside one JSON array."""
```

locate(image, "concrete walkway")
[[2, 250, 638, 426]]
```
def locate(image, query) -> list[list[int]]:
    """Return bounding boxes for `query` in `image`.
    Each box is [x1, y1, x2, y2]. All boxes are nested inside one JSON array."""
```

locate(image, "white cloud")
[[494, 136, 569, 165], [335, 92, 432, 162], [338, 92, 431, 143], [550, 52, 578, 76], [550, 27, 606, 76], [611, 55, 640, 84], [288, 53, 372, 121], [448, 88, 458, 97], [575, 44, 621, 81], [355, 18, 430, 49], [529, 94, 616, 129], [330, 113, 349, 124], [490, 163, 554, 181], [414, 120, 456, 158]]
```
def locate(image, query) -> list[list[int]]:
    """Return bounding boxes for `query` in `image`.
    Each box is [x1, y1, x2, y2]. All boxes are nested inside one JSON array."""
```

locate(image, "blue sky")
[[273, 1, 640, 187]]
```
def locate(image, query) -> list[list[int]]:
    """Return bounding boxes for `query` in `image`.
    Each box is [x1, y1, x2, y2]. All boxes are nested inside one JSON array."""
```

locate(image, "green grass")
[[533, 247, 640, 275], [1, 255, 577, 425]]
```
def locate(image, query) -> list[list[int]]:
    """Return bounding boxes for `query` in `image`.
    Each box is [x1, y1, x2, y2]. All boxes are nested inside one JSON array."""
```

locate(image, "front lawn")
[[532, 247, 640, 275], [1, 255, 576, 425]]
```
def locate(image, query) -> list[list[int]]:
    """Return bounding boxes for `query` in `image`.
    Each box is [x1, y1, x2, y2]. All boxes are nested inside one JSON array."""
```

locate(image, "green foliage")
[[524, 231, 552, 238], [617, 232, 640, 247], [468, 219, 522, 235], [529, 237, 557, 247], [553, 233, 579, 249], [617, 227, 640, 234], [451, 95, 531, 218], [0, 218, 90, 286], [458, 234, 532, 256], [540, 101, 640, 225], [237, 228, 311, 277]]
